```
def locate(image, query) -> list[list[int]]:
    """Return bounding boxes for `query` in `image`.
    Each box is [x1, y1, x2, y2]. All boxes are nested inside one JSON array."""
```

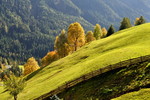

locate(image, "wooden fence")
[[34, 55, 150, 100]]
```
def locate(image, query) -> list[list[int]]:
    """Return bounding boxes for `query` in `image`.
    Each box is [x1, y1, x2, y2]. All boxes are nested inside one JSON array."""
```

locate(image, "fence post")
[[91, 71, 94, 77], [99, 68, 102, 74], [140, 56, 143, 62], [82, 75, 85, 81], [109, 65, 112, 70], [65, 82, 68, 88], [129, 58, 132, 65], [119, 61, 121, 67]]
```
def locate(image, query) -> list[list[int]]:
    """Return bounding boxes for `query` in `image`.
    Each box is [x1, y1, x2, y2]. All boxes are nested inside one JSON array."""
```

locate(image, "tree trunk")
[[14, 95, 17, 100]]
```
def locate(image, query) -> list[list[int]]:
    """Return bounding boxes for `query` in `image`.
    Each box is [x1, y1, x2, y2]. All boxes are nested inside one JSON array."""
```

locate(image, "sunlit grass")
[[0, 83, 11, 100], [1, 23, 150, 99], [112, 88, 150, 100]]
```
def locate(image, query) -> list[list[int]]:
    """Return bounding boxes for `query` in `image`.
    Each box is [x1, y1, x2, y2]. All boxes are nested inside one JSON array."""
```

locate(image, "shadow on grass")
[[25, 67, 45, 81]]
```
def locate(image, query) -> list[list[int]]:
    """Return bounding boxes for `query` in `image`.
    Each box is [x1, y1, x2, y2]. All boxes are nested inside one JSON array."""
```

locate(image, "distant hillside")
[[72, 0, 150, 27], [0, 23, 150, 99], [0, 0, 92, 61], [1, 0, 150, 62]]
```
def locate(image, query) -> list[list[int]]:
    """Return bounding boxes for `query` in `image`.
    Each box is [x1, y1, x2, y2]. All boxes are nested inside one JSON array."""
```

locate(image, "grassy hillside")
[[112, 88, 150, 100], [59, 60, 150, 100], [1, 23, 150, 99]]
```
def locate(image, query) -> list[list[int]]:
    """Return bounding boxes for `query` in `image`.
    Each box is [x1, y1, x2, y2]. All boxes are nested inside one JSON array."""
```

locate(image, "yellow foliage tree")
[[101, 27, 107, 38], [24, 57, 40, 76], [67, 22, 85, 52], [86, 31, 95, 43], [41, 51, 58, 67], [93, 24, 102, 40]]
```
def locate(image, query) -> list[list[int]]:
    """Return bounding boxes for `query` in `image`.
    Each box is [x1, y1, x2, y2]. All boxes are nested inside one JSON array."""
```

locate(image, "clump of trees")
[[119, 16, 146, 30], [134, 16, 146, 26], [93, 24, 109, 39], [24, 57, 40, 75], [41, 22, 114, 67], [41, 51, 58, 67], [26, 16, 147, 68]]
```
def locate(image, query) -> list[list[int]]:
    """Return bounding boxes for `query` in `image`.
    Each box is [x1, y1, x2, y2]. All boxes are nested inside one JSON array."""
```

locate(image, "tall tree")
[[93, 24, 102, 40], [86, 31, 95, 43], [3, 75, 26, 100], [24, 57, 40, 75], [54, 29, 70, 58], [135, 16, 146, 26], [67, 22, 85, 52], [107, 25, 115, 37], [119, 17, 132, 30]]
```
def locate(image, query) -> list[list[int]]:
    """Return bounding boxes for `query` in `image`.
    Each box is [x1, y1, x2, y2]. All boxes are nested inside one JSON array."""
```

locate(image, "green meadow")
[[112, 88, 150, 100], [1, 23, 150, 99]]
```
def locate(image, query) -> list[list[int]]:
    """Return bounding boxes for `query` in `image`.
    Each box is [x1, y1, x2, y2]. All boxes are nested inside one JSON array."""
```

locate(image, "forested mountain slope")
[[0, 0, 92, 62], [1, 0, 150, 62]]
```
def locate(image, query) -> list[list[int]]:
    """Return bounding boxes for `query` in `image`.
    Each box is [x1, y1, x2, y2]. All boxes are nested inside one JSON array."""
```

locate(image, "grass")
[[1, 23, 150, 99], [0, 83, 11, 100], [59, 61, 150, 100], [112, 88, 150, 100]]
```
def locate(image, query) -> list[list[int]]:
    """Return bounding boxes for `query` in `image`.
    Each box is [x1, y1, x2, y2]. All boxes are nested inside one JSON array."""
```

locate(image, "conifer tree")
[[24, 57, 40, 75], [67, 22, 85, 52], [135, 16, 146, 26], [119, 17, 132, 30], [93, 24, 102, 40], [107, 25, 115, 37], [86, 31, 95, 43]]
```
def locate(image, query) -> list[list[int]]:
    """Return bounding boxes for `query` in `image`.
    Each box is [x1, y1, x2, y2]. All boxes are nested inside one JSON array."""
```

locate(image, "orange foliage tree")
[[41, 51, 58, 67], [24, 57, 40, 76], [101, 27, 107, 38]]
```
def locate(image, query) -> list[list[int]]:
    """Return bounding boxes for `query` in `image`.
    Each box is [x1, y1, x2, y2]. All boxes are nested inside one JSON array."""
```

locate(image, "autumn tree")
[[93, 24, 102, 40], [101, 27, 107, 38], [67, 22, 85, 52], [86, 31, 95, 43], [107, 25, 115, 37], [135, 16, 146, 26], [41, 51, 58, 67], [3, 75, 26, 100], [119, 17, 132, 30], [54, 29, 70, 58], [24, 57, 40, 75]]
